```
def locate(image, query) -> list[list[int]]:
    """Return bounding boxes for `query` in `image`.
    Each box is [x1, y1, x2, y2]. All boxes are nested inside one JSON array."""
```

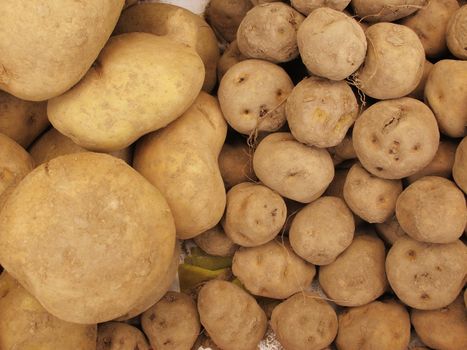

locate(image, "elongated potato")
[[48, 33, 204, 152], [453, 137, 467, 193], [97, 322, 149, 350], [446, 5, 467, 59], [206, 0, 252, 42], [352, 0, 427, 22], [134, 92, 227, 239], [194, 225, 238, 257]]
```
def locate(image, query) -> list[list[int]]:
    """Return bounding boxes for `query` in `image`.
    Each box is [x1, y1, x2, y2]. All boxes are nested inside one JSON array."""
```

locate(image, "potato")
[[194, 225, 239, 257], [286, 77, 358, 148], [411, 296, 467, 350], [446, 5, 467, 59], [133, 92, 226, 239], [0, 1, 124, 101], [30, 128, 132, 166], [271, 292, 338, 350], [0, 91, 49, 147], [206, 0, 252, 42], [333, 134, 357, 161], [289, 196, 355, 265], [375, 215, 407, 245], [97, 322, 149, 350], [48, 33, 204, 152], [282, 198, 306, 233], [0, 153, 176, 323], [336, 300, 411, 350], [408, 59, 433, 101], [319, 234, 387, 306], [453, 137, 467, 193], [343, 163, 402, 223], [142, 292, 200, 350], [197, 280, 267, 350], [237, 3, 305, 63], [253, 132, 334, 203], [351, 0, 427, 22], [115, 2, 219, 92], [233, 239, 316, 299], [218, 140, 256, 189], [352, 98, 440, 179], [354, 23, 425, 100], [291, 0, 351, 15], [217, 41, 247, 81], [0, 272, 96, 350], [395, 176, 466, 244], [386, 236, 467, 310], [222, 182, 287, 247], [297, 8, 367, 81], [425, 60, 467, 138], [218, 59, 293, 135]]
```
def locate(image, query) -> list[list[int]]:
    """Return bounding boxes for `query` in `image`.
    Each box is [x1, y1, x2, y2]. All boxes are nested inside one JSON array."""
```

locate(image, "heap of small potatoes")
[[0, 0, 466, 350]]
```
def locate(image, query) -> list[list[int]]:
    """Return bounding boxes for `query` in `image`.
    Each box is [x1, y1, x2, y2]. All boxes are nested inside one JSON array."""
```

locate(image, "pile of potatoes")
[[0, 0, 466, 349]]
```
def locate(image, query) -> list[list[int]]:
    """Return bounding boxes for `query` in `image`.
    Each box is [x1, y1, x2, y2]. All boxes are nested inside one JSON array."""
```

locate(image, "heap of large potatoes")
[[0, 0, 466, 349]]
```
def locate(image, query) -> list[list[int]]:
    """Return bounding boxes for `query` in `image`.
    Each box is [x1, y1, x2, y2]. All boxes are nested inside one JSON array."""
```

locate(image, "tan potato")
[[206, 0, 252, 42], [297, 8, 367, 80], [411, 295, 467, 350], [291, 0, 351, 15], [0, 272, 96, 350], [237, 3, 305, 63], [197, 280, 267, 350], [354, 23, 425, 100], [222, 183, 287, 247], [0, 153, 176, 324], [0, 91, 48, 147], [343, 163, 402, 223], [0, 1, 124, 101], [271, 292, 338, 350], [233, 239, 316, 299], [352, 0, 427, 22], [194, 225, 239, 257], [386, 236, 467, 310], [133, 92, 226, 239], [375, 215, 407, 245], [425, 60, 467, 138], [142, 292, 200, 350], [408, 59, 433, 100], [286, 77, 358, 148], [48, 33, 204, 152], [352, 97, 439, 179], [319, 234, 387, 307], [115, 2, 219, 92], [395, 176, 466, 244], [253, 132, 334, 203], [217, 41, 247, 81], [453, 137, 467, 193], [218, 59, 293, 135], [446, 5, 467, 59], [336, 300, 411, 350], [218, 140, 256, 189], [333, 134, 357, 161], [289, 196, 355, 266], [97, 322, 149, 350]]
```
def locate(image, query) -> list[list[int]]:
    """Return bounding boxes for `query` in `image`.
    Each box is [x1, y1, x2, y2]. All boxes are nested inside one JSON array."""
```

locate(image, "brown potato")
[[206, 0, 252, 42], [233, 239, 316, 299], [453, 136, 467, 193], [375, 215, 407, 245], [97, 322, 149, 350], [352, 0, 427, 22], [142, 292, 200, 350], [291, 0, 351, 15], [271, 292, 338, 350], [217, 40, 247, 81], [197, 280, 267, 350], [218, 140, 256, 189], [386, 236, 467, 310], [319, 234, 387, 306], [333, 134, 357, 161], [194, 225, 238, 257], [446, 5, 467, 59], [408, 59, 433, 100]]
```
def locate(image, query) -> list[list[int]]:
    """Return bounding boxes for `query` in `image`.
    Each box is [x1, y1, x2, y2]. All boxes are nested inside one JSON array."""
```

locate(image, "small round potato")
[[353, 98, 440, 179], [319, 234, 387, 307], [291, 0, 351, 15], [411, 295, 467, 350], [218, 140, 256, 189], [286, 77, 358, 148], [396, 176, 466, 244], [197, 280, 267, 350], [375, 215, 407, 245], [386, 236, 467, 310], [297, 8, 367, 81], [217, 41, 247, 81], [453, 137, 467, 193], [233, 239, 316, 299], [336, 300, 411, 350], [205, 0, 252, 42], [253, 132, 334, 203], [271, 292, 338, 350], [289, 196, 355, 265], [354, 23, 425, 100], [218, 59, 293, 135], [408, 60, 433, 101], [194, 225, 239, 257], [446, 5, 467, 59], [97, 322, 150, 350], [222, 182, 287, 247], [237, 3, 305, 63], [343, 163, 403, 223], [352, 0, 428, 22], [142, 292, 200, 350]]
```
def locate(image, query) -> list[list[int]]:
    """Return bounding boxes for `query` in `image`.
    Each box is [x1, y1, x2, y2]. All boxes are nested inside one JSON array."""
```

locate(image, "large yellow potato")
[[0, 1, 124, 101], [115, 2, 219, 92], [48, 33, 205, 152], [0, 153, 176, 324], [134, 92, 227, 239]]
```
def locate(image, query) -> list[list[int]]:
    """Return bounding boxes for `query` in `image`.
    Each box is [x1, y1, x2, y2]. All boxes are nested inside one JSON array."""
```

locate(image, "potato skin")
[[206, 0, 252, 42], [352, 0, 427, 22], [446, 5, 467, 59], [48, 33, 205, 152], [97, 322, 149, 350], [386, 236, 467, 310], [453, 137, 467, 193], [218, 140, 256, 189], [197, 280, 267, 350], [291, 0, 351, 15], [194, 225, 239, 257], [0, 153, 176, 324], [133, 92, 227, 239]]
